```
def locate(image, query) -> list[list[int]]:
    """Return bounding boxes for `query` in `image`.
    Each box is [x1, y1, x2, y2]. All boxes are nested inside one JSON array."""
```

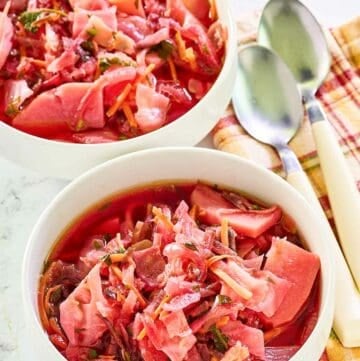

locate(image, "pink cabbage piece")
[[142, 314, 196, 361], [59, 264, 114, 346], [263, 237, 321, 327], [134, 84, 170, 133], [0, 6, 14, 70]]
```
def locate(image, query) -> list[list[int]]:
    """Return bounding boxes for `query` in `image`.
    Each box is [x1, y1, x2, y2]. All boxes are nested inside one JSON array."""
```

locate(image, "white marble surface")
[[0, 1, 359, 360]]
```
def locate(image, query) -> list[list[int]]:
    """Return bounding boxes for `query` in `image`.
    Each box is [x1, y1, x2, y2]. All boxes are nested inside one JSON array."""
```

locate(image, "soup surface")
[[0, 0, 225, 143], [39, 182, 320, 361]]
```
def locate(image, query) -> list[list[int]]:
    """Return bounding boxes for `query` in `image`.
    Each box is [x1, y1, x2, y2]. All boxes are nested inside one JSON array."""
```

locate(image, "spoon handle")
[[305, 95, 360, 290], [286, 168, 360, 347]]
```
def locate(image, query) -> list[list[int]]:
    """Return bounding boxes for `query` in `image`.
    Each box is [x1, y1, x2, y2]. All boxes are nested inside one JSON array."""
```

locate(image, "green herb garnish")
[[74, 327, 86, 334], [99, 57, 135, 73], [115, 247, 126, 254], [19, 11, 42, 32], [101, 253, 112, 266], [192, 285, 201, 292], [184, 242, 198, 251], [150, 40, 174, 60], [251, 204, 262, 210], [50, 287, 62, 303], [210, 325, 229, 352], [86, 27, 97, 38], [5, 96, 21, 117], [217, 295, 232, 305], [80, 40, 95, 54], [19, 9, 67, 33], [93, 239, 103, 250], [88, 349, 98, 359]]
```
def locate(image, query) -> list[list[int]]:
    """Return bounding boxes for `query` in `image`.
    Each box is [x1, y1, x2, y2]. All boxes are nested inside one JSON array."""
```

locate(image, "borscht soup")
[[38, 182, 321, 361], [0, 0, 226, 143]]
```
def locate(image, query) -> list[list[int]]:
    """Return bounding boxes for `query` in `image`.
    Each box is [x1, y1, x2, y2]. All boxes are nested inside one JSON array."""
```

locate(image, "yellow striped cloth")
[[212, 14, 360, 360]]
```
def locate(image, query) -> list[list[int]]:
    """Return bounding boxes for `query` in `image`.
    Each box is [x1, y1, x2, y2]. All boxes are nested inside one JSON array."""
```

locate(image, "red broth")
[[39, 182, 320, 361], [0, 0, 224, 143]]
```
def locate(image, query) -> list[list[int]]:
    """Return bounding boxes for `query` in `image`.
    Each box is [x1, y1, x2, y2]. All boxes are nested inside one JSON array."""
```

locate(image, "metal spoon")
[[232, 44, 360, 347], [258, 0, 360, 294]]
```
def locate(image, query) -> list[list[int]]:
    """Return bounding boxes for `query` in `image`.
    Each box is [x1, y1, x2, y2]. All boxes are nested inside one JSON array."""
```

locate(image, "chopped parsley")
[[192, 285, 201, 292], [93, 239, 103, 250], [88, 349, 98, 359], [19, 9, 67, 33], [251, 204, 262, 210], [80, 40, 95, 54], [19, 11, 42, 32], [74, 327, 86, 334], [210, 325, 229, 352], [217, 295, 232, 305], [150, 40, 174, 60], [86, 27, 97, 38], [184, 242, 198, 251], [5, 97, 21, 117], [101, 253, 112, 266], [99, 57, 135, 73]]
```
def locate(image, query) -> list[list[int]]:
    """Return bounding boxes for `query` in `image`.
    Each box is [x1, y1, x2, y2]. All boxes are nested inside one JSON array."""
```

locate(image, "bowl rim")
[[21, 146, 335, 361], [2, 0, 237, 149]]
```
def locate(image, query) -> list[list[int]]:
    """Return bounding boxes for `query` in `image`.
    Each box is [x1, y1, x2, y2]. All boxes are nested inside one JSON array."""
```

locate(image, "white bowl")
[[22, 147, 334, 361], [0, 0, 237, 180]]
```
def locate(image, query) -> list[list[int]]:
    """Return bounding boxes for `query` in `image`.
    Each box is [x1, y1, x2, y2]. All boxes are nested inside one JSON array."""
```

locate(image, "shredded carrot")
[[136, 294, 171, 340], [111, 265, 147, 308], [152, 206, 173, 229], [110, 252, 127, 263], [184, 47, 197, 71], [111, 265, 123, 279], [167, 57, 177, 81], [220, 218, 229, 247], [175, 32, 197, 69], [135, 63, 156, 85], [29, 58, 47, 67], [216, 315, 230, 328], [94, 60, 101, 80], [211, 357, 219, 361], [122, 103, 137, 128], [264, 326, 287, 342], [208, 0, 218, 20], [116, 291, 126, 303], [189, 204, 199, 220], [49, 316, 67, 339], [106, 83, 132, 117], [206, 254, 236, 267], [210, 266, 253, 300], [175, 31, 187, 60], [19, 45, 26, 58], [136, 327, 147, 341], [32, 14, 60, 28], [153, 294, 171, 318], [38, 269, 52, 330], [127, 282, 147, 308]]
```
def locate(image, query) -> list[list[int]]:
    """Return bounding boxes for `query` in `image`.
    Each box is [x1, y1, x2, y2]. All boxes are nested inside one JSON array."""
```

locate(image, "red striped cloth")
[[212, 14, 360, 360]]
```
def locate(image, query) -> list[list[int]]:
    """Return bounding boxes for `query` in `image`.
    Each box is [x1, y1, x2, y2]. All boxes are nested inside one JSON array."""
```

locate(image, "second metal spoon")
[[258, 0, 360, 294], [232, 44, 360, 347]]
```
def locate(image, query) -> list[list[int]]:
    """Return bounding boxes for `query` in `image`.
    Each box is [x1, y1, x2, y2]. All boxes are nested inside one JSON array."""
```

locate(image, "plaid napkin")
[[211, 13, 360, 361]]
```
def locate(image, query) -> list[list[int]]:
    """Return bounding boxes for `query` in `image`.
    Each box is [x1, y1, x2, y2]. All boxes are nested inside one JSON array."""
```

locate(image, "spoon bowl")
[[232, 45, 302, 149], [258, 0, 330, 97]]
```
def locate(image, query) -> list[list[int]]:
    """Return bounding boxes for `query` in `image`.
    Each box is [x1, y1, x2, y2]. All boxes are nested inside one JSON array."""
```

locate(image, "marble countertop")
[[0, 1, 359, 360]]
